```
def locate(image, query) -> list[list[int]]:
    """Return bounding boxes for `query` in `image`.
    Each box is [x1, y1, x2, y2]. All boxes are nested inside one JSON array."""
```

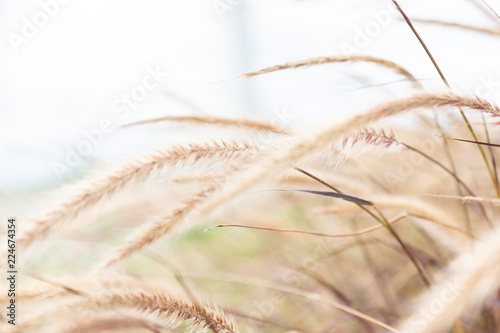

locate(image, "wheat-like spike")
[[426, 194, 500, 205], [409, 18, 500, 36], [84, 289, 238, 333], [12, 284, 238, 333], [397, 225, 500, 333], [343, 127, 398, 149], [172, 173, 226, 183], [122, 115, 288, 134], [241, 55, 421, 88], [186, 91, 499, 242], [97, 182, 220, 270], [7, 270, 398, 333], [96, 158, 251, 270], [16, 141, 258, 255]]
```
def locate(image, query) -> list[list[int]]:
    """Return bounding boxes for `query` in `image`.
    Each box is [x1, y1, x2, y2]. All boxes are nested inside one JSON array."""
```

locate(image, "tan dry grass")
[[397, 225, 500, 333], [410, 18, 500, 37], [241, 55, 421, 88], [8, 277, 238, 333], [16, 141, 258, 255], [123, 115, 288, 134], [13, 12, 500, 332], [190, 92, 500, 237]]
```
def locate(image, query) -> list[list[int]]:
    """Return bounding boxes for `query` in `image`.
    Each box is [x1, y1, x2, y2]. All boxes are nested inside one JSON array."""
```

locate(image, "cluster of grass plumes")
[[5, 276, 238, 333], [4, 3, 500, 333]]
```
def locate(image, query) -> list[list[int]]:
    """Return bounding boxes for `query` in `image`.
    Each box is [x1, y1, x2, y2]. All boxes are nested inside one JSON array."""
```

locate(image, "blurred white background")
[[1, 0, 500, 193]]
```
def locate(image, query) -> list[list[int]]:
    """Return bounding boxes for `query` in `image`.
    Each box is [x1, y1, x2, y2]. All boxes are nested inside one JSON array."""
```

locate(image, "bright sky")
[[1, 0, 500, 192]]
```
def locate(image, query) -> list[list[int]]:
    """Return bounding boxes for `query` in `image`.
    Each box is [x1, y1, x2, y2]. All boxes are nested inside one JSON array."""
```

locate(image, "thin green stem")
[[431, 113, 474, 236], [363, 131, 493, 228], [294, 168, 431, 287], [373, 207, 432, 287], [392, 0, 500, 198]]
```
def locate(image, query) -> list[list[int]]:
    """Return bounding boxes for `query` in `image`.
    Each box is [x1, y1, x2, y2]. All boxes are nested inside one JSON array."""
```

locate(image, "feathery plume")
[[16, 141, 257, 254], [241, 55, 421, 88], [122, 115, 288, 134], [190, 91, 500, 238], [397, 225, 500, 333]]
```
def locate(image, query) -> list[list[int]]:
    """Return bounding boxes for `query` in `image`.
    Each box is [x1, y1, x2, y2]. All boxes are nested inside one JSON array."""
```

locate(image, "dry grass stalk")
[[393, 0, 500, 200], [241, 55, 421, 88], [427, 194, 500, 205], [0, 275, 143, 303], [12, 5, 500, 331], [96, 181, 221, 270], [478, 0, 500, 20], [172, 171, 370, 194], [397, 225, 500, 333], [343, 127, 398, 149], [172, 173, 226, 183], [96, 157, 253, 270], [0, 273, 90, 304], [409, 18, 500, 37], [205, 214, 408, 238], [122, 115, 288, 134], [172, 271, 399, 332], [316, 196, 475, 240], [16, 141, 257, 254], [190, 91, 499, 240], [12, 283, 238, 333], [81, 289, 238, 333]]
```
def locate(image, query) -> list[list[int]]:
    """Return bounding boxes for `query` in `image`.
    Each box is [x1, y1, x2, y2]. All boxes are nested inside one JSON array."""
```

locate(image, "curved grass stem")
[[392, 0, 500, 199], [294, 168, 432, 287]]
